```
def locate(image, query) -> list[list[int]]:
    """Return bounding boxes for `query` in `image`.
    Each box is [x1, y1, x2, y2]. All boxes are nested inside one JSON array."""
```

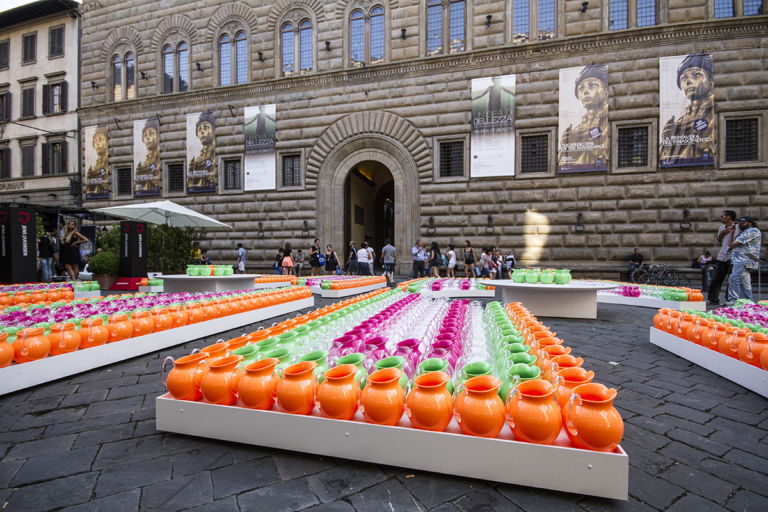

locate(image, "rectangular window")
[[0, 148, 10, 179], [43, 82, 67, 115], [0, 40, 9, 69], [116, 167, 133, 196], [167, 163, 185, 193], [42, 141, 67, 175], [21, 87, 35, 118], [520, 134, 549, 173], [538, 0, 555, 40], [22, 33, 36, 63], [448, 1, 465, 53], [513, 1, 530, 43], [725, 118, 759, 162], [617, 126, 649, 168], [0, 92, 10, 122], [744, 0, 763, 15], [427, 0, 443, 56], [714, 0, 735, 17], [636, 0, 656, 26], [21, 144, 35, 176], [223, 159, 241, 190], [282, 154, 301, 187], [439, 141, 464, 177], [609, 0, 629, 30], [49, 25, 64, 58]]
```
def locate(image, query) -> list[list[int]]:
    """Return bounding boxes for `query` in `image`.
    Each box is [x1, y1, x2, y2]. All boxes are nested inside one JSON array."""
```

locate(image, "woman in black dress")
[[60, 220, 89, 281], [325, 244, 339, 275]]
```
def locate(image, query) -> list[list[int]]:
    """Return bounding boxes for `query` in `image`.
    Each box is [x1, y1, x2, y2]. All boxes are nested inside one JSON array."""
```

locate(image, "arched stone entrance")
[[316, 136, 420, 276]]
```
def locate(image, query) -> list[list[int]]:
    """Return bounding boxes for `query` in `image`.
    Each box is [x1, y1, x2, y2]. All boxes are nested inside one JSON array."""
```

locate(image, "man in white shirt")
[[357, 242, 371, 275], [708, 210, 739, 305]]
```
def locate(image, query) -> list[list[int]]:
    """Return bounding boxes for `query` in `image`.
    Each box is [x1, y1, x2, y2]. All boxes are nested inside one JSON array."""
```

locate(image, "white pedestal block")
[[599, 294, 706, 311]]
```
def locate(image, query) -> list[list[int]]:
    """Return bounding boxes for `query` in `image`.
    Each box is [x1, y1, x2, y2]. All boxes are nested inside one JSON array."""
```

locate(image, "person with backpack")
[[309, 239, 322, 276], [324, 244, 339, 275], [429, 242, 442, 278], [504, 251, 516, 279], [274, 248, 284, 275], [346, 241, 358, 275], [381, 239, 397, 285], [464, 240, 476, 278]]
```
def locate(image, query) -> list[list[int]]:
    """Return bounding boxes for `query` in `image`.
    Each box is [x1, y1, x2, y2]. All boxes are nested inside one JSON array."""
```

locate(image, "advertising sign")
[[187, 111, 217, 194], [470, 75, 516, 177], [244, 104, 276, 190], [0, 206, 37, 283], [84, 125, 110, 200], [119, 221, 147, 278], [133, 118, 161, 197]]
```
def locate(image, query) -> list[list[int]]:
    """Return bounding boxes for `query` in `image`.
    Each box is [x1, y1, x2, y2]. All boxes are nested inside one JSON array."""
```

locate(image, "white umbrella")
[[93, 200, 232, 230]]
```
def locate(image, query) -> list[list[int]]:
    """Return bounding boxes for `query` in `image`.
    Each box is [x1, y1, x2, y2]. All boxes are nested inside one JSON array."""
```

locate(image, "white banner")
[[244, 104, 276, 190], [470, 74, 516, 178]]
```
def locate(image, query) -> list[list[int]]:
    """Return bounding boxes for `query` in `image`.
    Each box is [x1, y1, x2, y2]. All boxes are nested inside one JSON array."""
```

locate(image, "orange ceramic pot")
[[454, 375, 505, 438], [718, 328, 748, 359], [0, 332, 14, 368], [225, 336, 249, 352], [169, 305, 189, 328], [132, 310, 154, 337], [678, 313, 697, 340], [48, 322, 81, 355], [13, 327, 50, 363], [238, 357, 279, 409], [761, 347, 768, 371], [108, 314, 133, 343], [0, 292, 11, 307], [360, 367, 405, 426], [564, 382, 624, 452], [405, 371, 453, 432], [316, 364, 359, 420], [201, 341, 229, 362], [248, 329, 270, 344], [554, 367, 595, 409], [152, 308, 172, 332], [549, 354, 584, 373], [187, 303, 205, 324], [276, 361, 318, 415], [79, 318, 109, 349], [163, 352, 210, 401], [506, 378, 562, 445], [702, 321, 723, 351], [653, 309, 669, 331], [200, 355, 243, 405], [738, 332, 768, 367]]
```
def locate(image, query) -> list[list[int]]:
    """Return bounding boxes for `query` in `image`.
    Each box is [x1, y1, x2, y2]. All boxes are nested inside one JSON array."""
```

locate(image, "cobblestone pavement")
[[1, 289, 767, 511]]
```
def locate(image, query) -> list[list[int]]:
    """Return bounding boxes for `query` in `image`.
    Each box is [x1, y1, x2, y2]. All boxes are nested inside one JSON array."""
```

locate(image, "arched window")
[[111, 51, 136, 101], [426, 0, 464, 56], [281, 18, 314, 77], [349, 5, 386, 68], [511, 1, 557, 43], [218, 29, 248, 86], [235, 31, 247, 83], [219, 34, 231, 85], [299, 20, 313, 72], [281, 22, 294, 76], [162, 41, 189, 94]]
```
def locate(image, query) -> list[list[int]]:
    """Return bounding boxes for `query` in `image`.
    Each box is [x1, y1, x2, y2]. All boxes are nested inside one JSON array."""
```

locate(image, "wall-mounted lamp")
[[155, 113, 161, 125], [485, 214, 495, 234], [113, 117, 121, 130], [302, 220, 310, 237], [680, 209, 692, 231], [140, 71, 148, 80], [257, 51, 264, 62], [227, 105, 236, 117], [90, 80, 98, 89], [401, 28, 407, 40], [581, 1, 589, 13], [427, 216, 436, 235], [195, 62, 204, 72], [575, 212, 585, 232], [256, 222, 265, 238], [324, 41, 331, 51], [485, 15, 493, 28]]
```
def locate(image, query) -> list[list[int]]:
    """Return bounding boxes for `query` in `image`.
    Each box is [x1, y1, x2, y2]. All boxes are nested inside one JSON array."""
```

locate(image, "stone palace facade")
[[78, 0, 768, 274]]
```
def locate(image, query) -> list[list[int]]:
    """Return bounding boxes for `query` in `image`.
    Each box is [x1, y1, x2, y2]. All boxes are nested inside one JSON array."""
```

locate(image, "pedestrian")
[[346, 241, 358, 275], [38, 229, 57, 282], [727, 216, 761, 303], [367, 243, 376, 275], [696, 250, 713, 292], [357, 242, 371, 275], [628, 248, 644, 280], [325, 244, 339, 275], [412, 240, 427, 278], [282, 243, 294, 275], [504, 251, 516, 279], [428, 242, 442, 277], [381, 239, 397, 285], [708, 210, 739, 305], [274, 247, 284, 275], [236, 243, 247, 273], [446, 244, 456, 278], [309, 239, 322, 276], [60, 220, 89, 281], [198, 249, 211, 265], [464, 240, 476, 278], [294, 249, 305, 276]]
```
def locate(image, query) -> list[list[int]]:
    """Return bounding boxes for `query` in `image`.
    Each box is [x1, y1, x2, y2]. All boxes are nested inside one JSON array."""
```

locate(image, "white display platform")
[[162, 274, 260, 293], [320, 282, 388, 298], [74, 290, 101, 299], [0, 297, 314, 396], [253, 281, 293, 290], [156, 395, 627, 500], [426, 288, 496, 298], [649, 327, 768, 398], [482, 280, 618, 319], [138, 286, 164, 293], [598, 294, 706, 311]]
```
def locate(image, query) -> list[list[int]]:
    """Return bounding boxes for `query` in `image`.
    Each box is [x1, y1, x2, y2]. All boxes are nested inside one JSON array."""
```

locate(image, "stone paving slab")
[[1, 289, 767, 510]]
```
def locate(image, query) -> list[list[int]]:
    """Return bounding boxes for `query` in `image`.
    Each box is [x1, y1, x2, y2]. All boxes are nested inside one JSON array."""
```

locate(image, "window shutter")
[[0, 92, 9, 121], [1, 149, 9, 178], [41, 143, 50, 174], [60, 82, 68, 112], [60, 142, 68, 173], [42, 84, 50, 115]]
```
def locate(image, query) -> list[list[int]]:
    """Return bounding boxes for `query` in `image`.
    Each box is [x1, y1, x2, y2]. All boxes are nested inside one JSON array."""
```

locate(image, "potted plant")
[[88, 252, 120, 290]]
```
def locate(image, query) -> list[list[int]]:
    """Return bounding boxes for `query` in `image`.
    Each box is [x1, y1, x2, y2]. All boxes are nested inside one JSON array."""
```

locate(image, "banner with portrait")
[[133, 118, 161, 197], [186, 111, 217, 194], [557, 64, 609, 173], [659, 54, 715, 167], [244, 104, 276, 190], [84, 125, 109, 200], [470, 74, 516, 177]]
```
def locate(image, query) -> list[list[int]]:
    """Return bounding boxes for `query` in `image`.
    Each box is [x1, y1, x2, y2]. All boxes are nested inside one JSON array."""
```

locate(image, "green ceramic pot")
[[499, 364, 542, 400], [336, 352, 367, 385], [373, 356, 408, 388]]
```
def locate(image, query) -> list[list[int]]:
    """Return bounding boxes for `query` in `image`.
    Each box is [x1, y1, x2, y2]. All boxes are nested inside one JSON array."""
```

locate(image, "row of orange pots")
[[654, 308, 768, 369], [254, 275, 299, 284], [0, 288, 75, 307], [329, 276, 386, 290]]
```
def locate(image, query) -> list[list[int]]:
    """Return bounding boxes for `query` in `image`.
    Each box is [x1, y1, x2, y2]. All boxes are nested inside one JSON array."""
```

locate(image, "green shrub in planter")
[[88, 252, 120, 275]]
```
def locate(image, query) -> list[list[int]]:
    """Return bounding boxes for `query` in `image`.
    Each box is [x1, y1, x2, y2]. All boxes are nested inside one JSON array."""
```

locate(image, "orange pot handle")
[[194, 360, 210, 388], [161, 356, 175, 386], [565, 391, 582, 437], [745, 334, 754, 359], [58, 324, 67, 349], [20, 331, 30, 357]]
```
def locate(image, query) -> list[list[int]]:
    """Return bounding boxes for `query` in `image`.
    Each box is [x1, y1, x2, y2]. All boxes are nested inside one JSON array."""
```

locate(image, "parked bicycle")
[[631, 264, 690, 287]]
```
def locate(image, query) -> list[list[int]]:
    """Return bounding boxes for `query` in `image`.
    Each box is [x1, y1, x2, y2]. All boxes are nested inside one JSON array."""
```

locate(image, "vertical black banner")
[[119, 221, 147, 277], [0, 206, 37, 283]]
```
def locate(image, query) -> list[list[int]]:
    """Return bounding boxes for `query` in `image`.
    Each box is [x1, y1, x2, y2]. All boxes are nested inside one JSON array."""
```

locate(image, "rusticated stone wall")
[[79, 1, 768, 274]]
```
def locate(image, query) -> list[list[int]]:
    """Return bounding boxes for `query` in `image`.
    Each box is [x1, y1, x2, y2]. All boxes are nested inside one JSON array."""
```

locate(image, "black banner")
[[119, 221, 147, 278], [0, 206, 37, 283]]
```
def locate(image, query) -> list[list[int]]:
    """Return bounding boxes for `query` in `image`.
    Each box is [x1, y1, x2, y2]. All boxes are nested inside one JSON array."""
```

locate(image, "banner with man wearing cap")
[[659, 53, 715, 167], [133, 118, 161, 197], [84, 125, 110, 200], [187, 111, 217, 194], [558, 64, 609, 173]]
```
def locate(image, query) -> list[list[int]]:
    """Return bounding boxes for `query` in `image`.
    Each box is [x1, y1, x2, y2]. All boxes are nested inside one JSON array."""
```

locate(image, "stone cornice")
[[78, 17, 768, 119]]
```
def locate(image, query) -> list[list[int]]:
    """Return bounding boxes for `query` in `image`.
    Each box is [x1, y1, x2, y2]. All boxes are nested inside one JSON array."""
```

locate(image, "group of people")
[[411, 240, 515, 280], [38, 220, 91, 282]]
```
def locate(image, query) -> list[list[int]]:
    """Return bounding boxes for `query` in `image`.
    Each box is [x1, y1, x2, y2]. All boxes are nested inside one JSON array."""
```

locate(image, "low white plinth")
[[161, 274, 260, 293], [649, 327, 768, 398], [598, 294, 706, 311], [320, 282, 388, 298], [482, 280, 618, 319], [74, 290, 101, 299], [253, 281, 293, 290], [155, 395, 628, 500], [426, 288, 497, 298], [138, 286, 164, 293], [0, 297, 314, 396]]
